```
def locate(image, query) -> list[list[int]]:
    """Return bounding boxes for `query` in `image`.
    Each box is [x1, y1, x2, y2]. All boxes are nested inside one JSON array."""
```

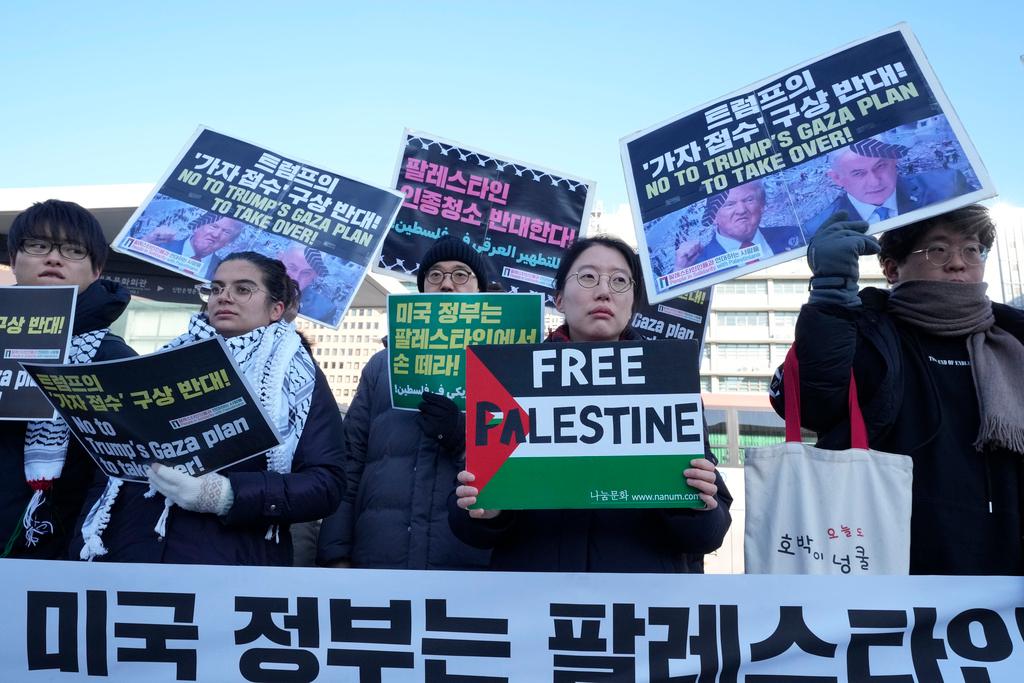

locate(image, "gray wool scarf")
[[887, 280, 1024, 455]]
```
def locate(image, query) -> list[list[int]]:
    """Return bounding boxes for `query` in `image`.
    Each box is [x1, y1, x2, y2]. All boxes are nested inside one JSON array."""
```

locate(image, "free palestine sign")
[[467, 339, 707, 509]]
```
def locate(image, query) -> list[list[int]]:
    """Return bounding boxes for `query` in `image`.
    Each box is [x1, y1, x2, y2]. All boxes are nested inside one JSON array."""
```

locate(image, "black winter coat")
[[0, 279, 135, 559], [317, 350, 489, 569], [771, 288, 1024, 575], [70, 365, 346, 566]]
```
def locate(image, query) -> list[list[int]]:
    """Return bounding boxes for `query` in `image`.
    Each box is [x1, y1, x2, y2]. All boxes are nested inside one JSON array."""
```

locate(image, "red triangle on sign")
[[466, 346, 528, 494]]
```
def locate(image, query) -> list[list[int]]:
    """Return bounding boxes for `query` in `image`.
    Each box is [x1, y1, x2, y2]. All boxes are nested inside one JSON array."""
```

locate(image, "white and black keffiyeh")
[[80, 315, 316, 559], [20, 329, 108, 547]]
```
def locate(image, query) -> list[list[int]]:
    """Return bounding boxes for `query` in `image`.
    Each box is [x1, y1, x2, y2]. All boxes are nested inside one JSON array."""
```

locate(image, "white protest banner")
[[2, 560, 1022, 680]]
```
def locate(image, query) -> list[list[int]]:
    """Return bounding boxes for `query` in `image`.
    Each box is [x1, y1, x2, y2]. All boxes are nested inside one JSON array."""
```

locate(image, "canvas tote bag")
[[744, 347, 913, 574]]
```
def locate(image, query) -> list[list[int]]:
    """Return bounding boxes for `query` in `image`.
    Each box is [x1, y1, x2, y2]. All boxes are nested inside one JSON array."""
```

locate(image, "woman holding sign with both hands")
[[450, 235, 732, 572], [71, 252, 346, 566]]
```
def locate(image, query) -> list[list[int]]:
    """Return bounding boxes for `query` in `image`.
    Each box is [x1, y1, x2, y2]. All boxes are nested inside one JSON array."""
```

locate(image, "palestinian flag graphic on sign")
[[466, 339, 706, 510]]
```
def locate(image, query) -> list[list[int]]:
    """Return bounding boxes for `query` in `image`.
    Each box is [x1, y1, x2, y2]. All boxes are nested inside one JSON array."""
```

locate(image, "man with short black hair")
[[1, 199, 136, 559]]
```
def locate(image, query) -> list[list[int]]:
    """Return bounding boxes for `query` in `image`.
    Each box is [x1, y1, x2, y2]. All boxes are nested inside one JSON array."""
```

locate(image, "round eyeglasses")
[[195, 282, 267, 303], [425, 269, 475, 286], [569, 271, 634, 293], [19, 238, 90, 261], [909, 242, 989, 267]]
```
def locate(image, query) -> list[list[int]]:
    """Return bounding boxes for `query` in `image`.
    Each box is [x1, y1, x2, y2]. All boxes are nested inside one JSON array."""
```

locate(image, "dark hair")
[[553, 235, 647, 313], [878, 204, 996, 264], [218, 252, 297, 310], [7, 199, 109, 272]]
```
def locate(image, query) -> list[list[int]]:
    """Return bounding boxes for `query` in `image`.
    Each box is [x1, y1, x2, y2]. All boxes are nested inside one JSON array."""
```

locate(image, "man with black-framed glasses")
[[1, 199, 136, 560], [317, 236, 496, 571], [772, 205, 1024, 575]]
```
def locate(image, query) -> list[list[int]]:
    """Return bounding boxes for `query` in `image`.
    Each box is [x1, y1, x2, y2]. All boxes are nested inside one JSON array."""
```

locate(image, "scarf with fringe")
[[16, 329, 107, 550], [79, 315, 316, 560], [887, 280, 1024, 455]]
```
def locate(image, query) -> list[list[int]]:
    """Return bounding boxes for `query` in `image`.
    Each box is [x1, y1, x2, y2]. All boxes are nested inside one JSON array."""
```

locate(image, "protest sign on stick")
[[113, 127, 404, 327], [378, 130, 595, 304], [622, 23, 994, 302]]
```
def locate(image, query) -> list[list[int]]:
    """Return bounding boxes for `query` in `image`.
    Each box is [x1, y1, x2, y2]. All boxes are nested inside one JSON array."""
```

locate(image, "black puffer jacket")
[[316, 349, 489, 569], [770, 288, 1024, 575], [0, 279, 134, 559]]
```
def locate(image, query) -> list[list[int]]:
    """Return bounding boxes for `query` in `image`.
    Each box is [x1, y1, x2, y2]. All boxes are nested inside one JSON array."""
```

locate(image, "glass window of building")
[[772, 311, 799, 328], [718, 376, 770, 393], [717, 344, 770, 371], [715, 280, 767, 295], [772, 280, 809, 294], [715, 311, 768, 327]]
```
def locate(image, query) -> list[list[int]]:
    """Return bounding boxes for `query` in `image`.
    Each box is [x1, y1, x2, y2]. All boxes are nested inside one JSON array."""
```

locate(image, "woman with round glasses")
[[73, 252, 346, 566], [449, 235, 732, 573], [774, 206, 1024, 575]]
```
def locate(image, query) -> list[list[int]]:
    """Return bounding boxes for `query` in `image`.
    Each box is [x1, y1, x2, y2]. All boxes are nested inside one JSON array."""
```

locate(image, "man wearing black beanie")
[[317, 237, 495, 570], [416, 236, 491, 293]]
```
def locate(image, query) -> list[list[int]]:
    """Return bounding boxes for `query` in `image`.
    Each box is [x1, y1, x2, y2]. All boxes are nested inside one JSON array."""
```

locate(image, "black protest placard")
[[0, 286, 76, 421], [112, 127, 404, 327], [630, 288, 712, 346], [378, 130, 595, 304], [622, 24, 994, 302], [21, 338, 280, 483]]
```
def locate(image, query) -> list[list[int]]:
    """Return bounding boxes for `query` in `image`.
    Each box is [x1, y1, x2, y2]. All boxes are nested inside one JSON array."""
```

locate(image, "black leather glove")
[[417, 392, 466, 454], [807, 211, 880, 307]]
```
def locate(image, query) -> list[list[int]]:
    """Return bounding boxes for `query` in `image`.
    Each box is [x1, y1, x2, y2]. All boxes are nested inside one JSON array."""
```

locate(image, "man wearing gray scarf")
[[770, 205, 1024, 575]]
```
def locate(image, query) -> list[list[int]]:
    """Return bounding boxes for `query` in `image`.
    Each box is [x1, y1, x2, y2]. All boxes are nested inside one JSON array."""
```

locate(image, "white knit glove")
[[148, 464, 235, 515]]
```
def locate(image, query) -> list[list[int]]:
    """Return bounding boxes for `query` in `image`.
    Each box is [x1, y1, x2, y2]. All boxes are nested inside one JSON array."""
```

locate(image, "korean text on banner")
[[0, 286, 76, 421], [388, 292, 544, 411], [7, 561, 1022, 680], [378, 130, 595, 304], [21, 338, 281, 483], [112, 127, 404, 328], [621, 23, 994, 303]]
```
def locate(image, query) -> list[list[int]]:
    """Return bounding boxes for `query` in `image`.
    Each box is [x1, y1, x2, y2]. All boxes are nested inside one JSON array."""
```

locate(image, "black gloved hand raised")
[[417, 391, 466, 454], [807, 211, 881, 307]]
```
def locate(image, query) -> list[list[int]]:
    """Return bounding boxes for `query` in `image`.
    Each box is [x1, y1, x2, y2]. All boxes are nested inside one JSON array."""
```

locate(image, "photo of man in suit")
[[805, 137, 974, 237], [674, 180, 804, 271], [141, 212, 245, 280], [278, 243, 338, 323]]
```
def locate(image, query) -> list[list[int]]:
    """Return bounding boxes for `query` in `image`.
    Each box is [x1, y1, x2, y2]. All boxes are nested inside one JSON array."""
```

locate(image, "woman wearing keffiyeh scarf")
[[776, 205, 1024, 575], [73, 252, 345, 566]]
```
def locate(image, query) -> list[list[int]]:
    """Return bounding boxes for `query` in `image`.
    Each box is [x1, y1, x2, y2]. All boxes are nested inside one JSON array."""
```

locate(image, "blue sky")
[[3, 1, 1022, 210]]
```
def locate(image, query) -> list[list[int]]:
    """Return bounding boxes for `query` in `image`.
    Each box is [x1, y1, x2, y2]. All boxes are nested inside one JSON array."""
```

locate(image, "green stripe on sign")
[[474, 454, 706, 510]]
